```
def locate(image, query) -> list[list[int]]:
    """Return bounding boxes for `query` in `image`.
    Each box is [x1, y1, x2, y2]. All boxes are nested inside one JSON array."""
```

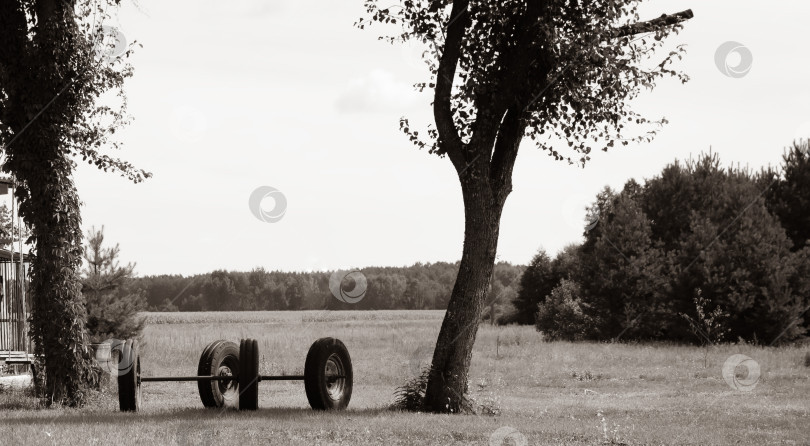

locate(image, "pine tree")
[[511, 250, 558, 325], [764, 140, 810, 251], [81, 226, 145, 343], [579, 188, 670, 339]]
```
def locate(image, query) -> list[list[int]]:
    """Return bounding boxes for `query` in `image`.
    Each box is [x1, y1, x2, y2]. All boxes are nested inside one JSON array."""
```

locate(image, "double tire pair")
[[192, 337, 353, 411]]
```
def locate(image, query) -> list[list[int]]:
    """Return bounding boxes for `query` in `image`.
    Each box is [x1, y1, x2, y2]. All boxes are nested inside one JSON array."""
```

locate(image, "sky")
[[14, 0, 808, 276]]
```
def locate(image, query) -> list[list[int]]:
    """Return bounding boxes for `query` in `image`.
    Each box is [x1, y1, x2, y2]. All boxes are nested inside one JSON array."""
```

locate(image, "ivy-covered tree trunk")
[[1, 1, 107, 405], [24, 160, 94, 406]]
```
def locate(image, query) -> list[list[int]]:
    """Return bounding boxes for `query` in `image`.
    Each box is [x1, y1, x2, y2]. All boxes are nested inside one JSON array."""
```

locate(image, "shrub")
[[679, 288, 729, 345], [392, 367, 474, 413], [392, 368, 430, 412], [535, 279, 591, 341], [84, 287, 146, 342]]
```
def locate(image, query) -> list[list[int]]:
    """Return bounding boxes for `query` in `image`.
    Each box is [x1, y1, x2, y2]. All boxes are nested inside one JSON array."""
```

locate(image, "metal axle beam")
[[139, 375, 344, 383]]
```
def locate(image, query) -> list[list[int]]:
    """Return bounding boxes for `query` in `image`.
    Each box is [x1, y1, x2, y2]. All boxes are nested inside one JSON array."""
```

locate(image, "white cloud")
[[336, 69, 423, 113]]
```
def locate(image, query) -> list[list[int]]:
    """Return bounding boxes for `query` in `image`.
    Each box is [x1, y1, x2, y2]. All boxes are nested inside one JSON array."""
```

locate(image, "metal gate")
[[0, 249, 29, 354]]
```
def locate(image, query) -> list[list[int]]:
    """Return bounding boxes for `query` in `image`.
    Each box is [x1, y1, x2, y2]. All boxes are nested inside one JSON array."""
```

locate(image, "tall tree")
[[359, 0, 693, 412], [763, 140, 810, 251], [578, 187, 670, 339], [0, 1, 149, 405]]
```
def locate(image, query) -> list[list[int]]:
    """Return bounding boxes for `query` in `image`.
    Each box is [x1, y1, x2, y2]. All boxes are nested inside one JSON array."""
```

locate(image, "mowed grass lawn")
[[1, 310, 809, 445]]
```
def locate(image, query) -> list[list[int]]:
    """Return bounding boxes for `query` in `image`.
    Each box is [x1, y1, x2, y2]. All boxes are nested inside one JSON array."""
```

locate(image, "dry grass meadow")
[[1, 310, 809, 445]]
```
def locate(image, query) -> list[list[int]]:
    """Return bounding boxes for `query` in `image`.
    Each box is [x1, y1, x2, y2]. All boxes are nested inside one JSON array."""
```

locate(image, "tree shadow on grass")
[[1, 406, 393, 427]]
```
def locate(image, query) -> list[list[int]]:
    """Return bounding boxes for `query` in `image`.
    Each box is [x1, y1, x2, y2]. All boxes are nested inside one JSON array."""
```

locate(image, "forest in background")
[[130, 261, 523, 314]]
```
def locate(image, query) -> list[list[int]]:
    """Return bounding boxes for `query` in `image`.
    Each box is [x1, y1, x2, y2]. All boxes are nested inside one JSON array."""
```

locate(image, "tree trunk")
[[25, 163, 94, 406], [424, 176, 504, 413]]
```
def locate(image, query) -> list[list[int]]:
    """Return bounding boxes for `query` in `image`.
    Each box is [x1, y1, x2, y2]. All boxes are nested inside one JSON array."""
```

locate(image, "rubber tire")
[[197, 340, 239, 408], [118, 339, 141, 412], [197, 339, 226, 404], [304, 337, 353, 410], [238, 339, 259, 411]]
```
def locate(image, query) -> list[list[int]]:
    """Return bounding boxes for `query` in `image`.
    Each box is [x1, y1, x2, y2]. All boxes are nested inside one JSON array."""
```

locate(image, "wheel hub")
[[325, 353, 345, 400]]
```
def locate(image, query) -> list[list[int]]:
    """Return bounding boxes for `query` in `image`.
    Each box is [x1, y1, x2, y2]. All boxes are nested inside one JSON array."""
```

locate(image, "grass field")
[[1, 310, 809, 445]]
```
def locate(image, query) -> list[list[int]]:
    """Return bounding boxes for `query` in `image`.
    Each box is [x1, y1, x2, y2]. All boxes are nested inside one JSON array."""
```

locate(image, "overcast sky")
[[34, 0, 810, 276]]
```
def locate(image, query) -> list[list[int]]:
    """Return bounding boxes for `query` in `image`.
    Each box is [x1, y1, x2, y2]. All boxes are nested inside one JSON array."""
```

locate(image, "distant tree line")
[[131, 262, 524, 313], [511, 143, 810, 344]]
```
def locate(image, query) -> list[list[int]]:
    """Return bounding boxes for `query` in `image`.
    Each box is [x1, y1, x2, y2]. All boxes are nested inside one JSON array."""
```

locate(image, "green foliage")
[[535, 279, 591, 341], [81, 226, 145, 343]]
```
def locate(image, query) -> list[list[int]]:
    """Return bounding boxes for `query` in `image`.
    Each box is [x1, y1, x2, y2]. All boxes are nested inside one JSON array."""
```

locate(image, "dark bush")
[[535, 279, 591, 341]]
